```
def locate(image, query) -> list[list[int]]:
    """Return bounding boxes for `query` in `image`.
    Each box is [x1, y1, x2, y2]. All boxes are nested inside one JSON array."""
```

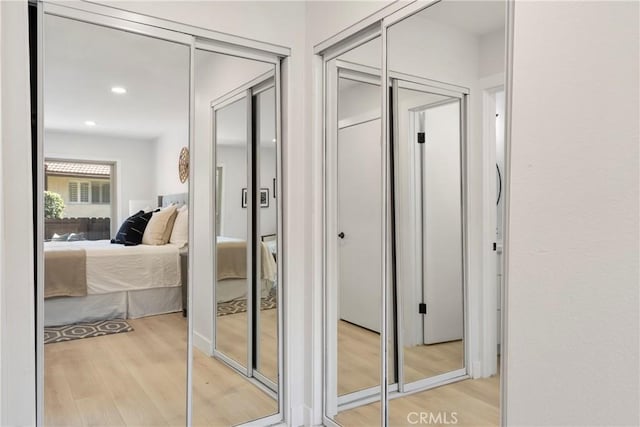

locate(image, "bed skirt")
[[44, 285, 182, 327]]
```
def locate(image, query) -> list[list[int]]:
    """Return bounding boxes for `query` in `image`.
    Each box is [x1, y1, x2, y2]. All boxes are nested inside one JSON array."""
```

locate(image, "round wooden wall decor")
[[178, 147, 189, 183]]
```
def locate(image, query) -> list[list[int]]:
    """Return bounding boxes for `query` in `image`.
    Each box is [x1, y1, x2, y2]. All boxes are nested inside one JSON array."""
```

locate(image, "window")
[[69, 181, 110, 204], [91, 182, 110, 204], [68, 181, 90, 203]]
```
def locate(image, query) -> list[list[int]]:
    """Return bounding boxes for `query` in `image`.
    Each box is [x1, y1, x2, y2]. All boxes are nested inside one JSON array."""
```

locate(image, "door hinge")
[[419, 302, 427, 314], [493, 242, 497, 251], [417, 132, 425, 144]]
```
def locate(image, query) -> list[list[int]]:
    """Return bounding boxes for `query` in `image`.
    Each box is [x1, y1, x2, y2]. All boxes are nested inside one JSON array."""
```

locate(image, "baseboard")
[[192, 330, 212, 356]]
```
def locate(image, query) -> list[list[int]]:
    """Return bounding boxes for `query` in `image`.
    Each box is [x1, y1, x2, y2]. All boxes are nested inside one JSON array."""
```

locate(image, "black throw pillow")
[[111, 210, 156, 246]]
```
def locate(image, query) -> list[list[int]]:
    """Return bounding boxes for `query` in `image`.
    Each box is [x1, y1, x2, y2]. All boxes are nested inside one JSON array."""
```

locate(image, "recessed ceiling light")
[[84, 121, 96, 126], [111, 86, 127, 94]]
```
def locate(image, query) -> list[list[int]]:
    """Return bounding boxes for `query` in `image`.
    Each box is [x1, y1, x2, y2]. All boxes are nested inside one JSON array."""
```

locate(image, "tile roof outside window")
[[45, 161, 110, 177]]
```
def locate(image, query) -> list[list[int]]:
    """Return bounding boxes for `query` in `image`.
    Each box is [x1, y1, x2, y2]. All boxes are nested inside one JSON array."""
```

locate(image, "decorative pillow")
[[111, 210, 155, 246], [161, 209, 178, 243], [169, 205, 188, 248], [142, 205, 178, 245]]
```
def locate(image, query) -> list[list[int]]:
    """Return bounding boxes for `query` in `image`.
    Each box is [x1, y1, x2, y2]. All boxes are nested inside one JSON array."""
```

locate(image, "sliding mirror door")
[[192, 49, 280, 425], [325, 36, 383, 426], [42, 11, 190, 426], [321, 0, 507, 424], [385, 0, 506, 423]]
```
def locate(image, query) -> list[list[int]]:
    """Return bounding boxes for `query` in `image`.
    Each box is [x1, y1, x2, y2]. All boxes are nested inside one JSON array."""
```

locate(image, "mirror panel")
[[386, 0, 505, 423], [43, 12, 190, 426], [214, 95, 249, 368], [328, 36, 382, 426], [193, 49, 279, 425]]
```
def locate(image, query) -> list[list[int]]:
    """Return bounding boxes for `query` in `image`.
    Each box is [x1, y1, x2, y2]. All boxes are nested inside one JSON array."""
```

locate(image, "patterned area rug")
[[218, 292, 277, 317], [44, 319, 133, 344]]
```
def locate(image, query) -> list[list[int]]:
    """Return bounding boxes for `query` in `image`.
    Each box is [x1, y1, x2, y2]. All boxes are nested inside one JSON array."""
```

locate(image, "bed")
[[216, 236, 277, 303], [44, 193, 187, 327]]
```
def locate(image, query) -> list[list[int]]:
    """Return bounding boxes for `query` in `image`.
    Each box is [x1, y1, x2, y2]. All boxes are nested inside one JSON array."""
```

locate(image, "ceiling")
[[44, 14, 190, 141], [415, 0, 506, 36]]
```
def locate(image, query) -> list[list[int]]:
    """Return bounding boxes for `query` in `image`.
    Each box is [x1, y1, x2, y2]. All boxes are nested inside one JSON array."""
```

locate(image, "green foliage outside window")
[[44, 191, 65, 219]]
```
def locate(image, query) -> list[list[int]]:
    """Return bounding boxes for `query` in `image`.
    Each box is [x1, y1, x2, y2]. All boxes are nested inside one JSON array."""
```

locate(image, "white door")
[[420, 100, 464, 345], [338, 118, 382, 333]]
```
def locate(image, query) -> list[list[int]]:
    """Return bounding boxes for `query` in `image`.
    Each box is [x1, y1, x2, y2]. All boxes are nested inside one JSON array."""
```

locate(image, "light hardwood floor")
[[335, 374, 500, 426], [46, 313, 496, 426], [44, 313, 277, 427], [215, 307, 278, 384], [338, 321, 464, 395], [336, 320, 498, 426]]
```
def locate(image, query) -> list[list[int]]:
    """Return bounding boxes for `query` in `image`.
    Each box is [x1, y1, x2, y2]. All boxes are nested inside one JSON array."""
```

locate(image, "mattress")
[[44, 240, 181, 295]]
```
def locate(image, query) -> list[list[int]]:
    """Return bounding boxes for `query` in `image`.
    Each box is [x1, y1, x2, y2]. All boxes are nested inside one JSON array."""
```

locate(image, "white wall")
[[506, 1, 639, 425], [44, 130, 157, 229], [0, 1, 36, 425], [217, 145, 248, 239], [155, 126, 189, 197], [338, 78, 380, 123]]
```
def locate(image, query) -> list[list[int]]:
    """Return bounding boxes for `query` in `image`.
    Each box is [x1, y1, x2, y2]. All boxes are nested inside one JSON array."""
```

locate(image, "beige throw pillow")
[[169, 205, 188, 248], [142, 205, 178, 245]]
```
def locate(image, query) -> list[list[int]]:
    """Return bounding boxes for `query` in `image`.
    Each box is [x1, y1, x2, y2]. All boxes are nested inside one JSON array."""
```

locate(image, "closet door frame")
[[34, 2, 288, 426], [391, 77, 470, 394]]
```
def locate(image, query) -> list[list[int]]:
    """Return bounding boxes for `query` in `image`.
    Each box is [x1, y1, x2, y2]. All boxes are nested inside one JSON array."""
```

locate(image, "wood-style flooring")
[[45, 313, 498, 426], [335, 374, 500, 426], [44, 313, 277, 427], [338, 320, 464, 395], [215, 307, 278, 384]]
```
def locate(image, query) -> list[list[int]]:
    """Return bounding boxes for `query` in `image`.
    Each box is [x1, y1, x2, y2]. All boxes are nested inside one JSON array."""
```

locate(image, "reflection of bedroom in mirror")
[[42, 13, 191, 426], [38, 4, 284, 426]]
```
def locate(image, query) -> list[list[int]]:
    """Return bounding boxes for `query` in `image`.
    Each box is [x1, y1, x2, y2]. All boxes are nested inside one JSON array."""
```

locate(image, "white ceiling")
[[416, 0, 506, 36], [44, 14, 190, 141], [44, 14, 276, 146]]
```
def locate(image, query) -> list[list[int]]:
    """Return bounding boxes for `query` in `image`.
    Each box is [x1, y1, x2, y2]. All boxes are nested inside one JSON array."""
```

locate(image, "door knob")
[[338, 232, 345, 239]]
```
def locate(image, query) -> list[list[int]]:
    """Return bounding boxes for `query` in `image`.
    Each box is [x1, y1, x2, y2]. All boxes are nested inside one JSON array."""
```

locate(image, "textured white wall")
[[506, 1, 639, 425]]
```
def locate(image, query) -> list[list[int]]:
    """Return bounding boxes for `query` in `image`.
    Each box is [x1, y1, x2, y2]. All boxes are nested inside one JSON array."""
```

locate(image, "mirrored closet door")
[[41, 11, 191, 426], [36, 3, 286, 427], [322, 0, 507, 425], [325, 36, 383, 426], [191, 48, 281, 425]]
